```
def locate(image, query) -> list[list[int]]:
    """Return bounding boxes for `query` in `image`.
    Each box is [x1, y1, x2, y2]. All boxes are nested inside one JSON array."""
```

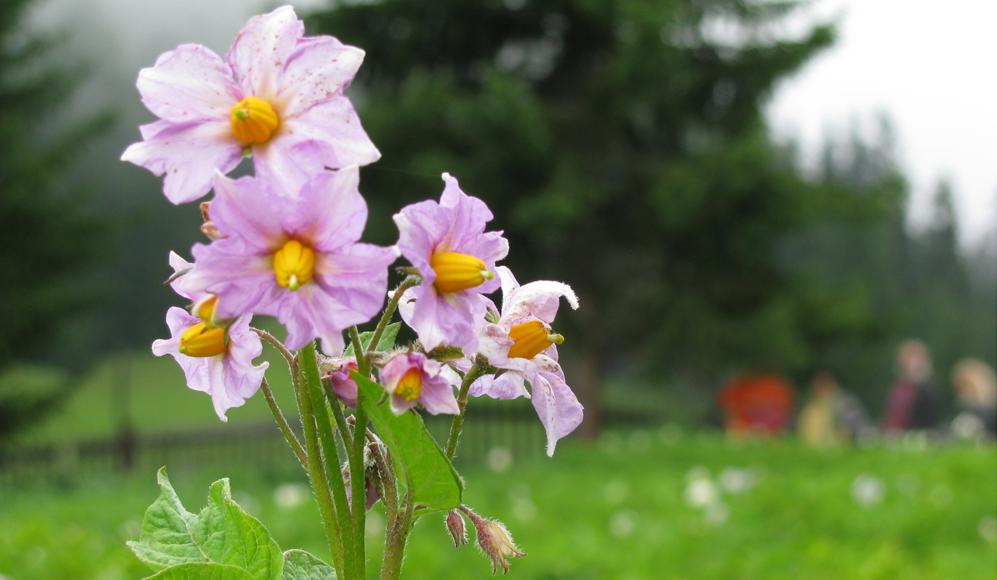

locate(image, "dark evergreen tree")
[[308, 0, 837, 432], [0, 0, 110, 439]]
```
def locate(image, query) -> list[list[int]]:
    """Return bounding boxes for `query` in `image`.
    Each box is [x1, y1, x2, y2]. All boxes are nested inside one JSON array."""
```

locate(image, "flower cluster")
[[131, 6, 582, 453]]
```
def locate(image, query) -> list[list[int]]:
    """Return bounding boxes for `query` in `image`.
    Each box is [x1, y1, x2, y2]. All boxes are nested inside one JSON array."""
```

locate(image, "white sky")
[[37, 0, 997, 244], [767, 0, 997, 244]]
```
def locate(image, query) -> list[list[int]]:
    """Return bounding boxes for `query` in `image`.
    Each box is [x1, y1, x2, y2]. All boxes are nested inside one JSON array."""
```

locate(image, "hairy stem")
[[445, 362, 486, 460], [300, 343, 356, 578], [328, 392, 354, 451], [347, 327, 368, 579], [251, 327, 295, 369], [365, 275, 420, 358], [292, 344, 345, 575], [260, 377, 306, 470], [380, 482, 415, 580]]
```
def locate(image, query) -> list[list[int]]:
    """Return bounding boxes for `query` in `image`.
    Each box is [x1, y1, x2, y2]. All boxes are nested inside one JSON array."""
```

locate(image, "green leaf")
[[128, 467, 283, 580], [344, 322, 401, 356], [374, 322, 402, 352], [281, 550, 337, 580], [354, 372, 463, 510], [145, 563, 256, 580], [127, 468, 204, 570]]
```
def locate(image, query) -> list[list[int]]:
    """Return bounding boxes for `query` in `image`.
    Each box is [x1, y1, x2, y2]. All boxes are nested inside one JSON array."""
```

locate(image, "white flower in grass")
[[609, 510, 637, 538], [851, 474, 885, 507], [273, 482, 309, 509], [685, 477, 719, 508], [486, 446, 514, 473], [978, 516, 997, 544], [719, 467, 758, 494]]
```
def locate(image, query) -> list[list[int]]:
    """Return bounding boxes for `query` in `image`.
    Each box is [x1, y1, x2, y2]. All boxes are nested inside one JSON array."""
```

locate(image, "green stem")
[[445, 363, 486, 460], [300, 343, 356, 579], [365, 275, 420, 358], [293, 345, 345, 575], [260, 377, 307, 470], [350, 326, 370, 378], [252, 327, 295, 368], [328, 392, 354, 451], [346, 327, 368, 579], [380, 484, 414, 580]]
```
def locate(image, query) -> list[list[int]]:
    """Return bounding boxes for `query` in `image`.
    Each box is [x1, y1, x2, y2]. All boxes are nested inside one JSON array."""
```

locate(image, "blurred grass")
[[2, 343, 300, 446], [1, 431, 994, 579]]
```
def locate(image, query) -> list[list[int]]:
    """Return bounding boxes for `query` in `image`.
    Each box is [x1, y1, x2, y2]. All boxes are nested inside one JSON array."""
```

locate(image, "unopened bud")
[[446, 509, 468, 547], [461, 506, 525, 575]]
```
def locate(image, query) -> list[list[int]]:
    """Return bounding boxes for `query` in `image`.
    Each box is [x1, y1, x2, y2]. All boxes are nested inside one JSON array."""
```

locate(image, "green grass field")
[[3, 341, 679, 447], [2, 431, 994, 579], [2, 347, 301, 445]]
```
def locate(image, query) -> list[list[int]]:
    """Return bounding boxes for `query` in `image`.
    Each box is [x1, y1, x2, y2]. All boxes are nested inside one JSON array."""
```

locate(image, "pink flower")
[[471, 267, 583, 456], [152, 307, 268, 421], [181, 166, 399, 354], [394, 173, 508, 354], [379, 352, 459, 415], [121, 6, 379, 204], [326, 356, 359, 407]]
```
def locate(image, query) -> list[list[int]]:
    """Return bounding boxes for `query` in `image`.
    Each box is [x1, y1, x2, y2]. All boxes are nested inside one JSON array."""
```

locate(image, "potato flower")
[[394, 173, 508, 354], [122, 5, 379, 204], [471, 266, 583, 456]]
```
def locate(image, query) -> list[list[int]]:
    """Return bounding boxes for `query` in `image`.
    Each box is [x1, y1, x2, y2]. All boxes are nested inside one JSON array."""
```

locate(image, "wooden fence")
[[0, 404, 660, 487]]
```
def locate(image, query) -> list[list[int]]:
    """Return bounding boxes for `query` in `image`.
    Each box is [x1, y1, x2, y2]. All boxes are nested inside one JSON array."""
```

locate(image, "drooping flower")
[[322, 355, 359, 407], [181, 166, 399, 354], [378, 352, 460, 415], [446, 509, 468, 547], [121, 5, 379, 204], [394, 173, 508, 354], [460, 506, 526, 574], [152, 307, 268, 421], [471, 266, 583, 456]]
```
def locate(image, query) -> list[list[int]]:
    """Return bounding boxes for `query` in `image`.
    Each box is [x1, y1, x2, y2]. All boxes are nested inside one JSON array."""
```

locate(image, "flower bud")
[[325, 358, 359, 408], [462, 506, 525, 574], [446, 509, 468, 547]]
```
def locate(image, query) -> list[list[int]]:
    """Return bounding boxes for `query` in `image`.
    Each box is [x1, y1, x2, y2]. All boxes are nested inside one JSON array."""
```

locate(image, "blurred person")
[[950, 358, 997, 439], [882, 340, 942, 434], [718, 374, 794, 437], [798, 371, 870, 446]]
